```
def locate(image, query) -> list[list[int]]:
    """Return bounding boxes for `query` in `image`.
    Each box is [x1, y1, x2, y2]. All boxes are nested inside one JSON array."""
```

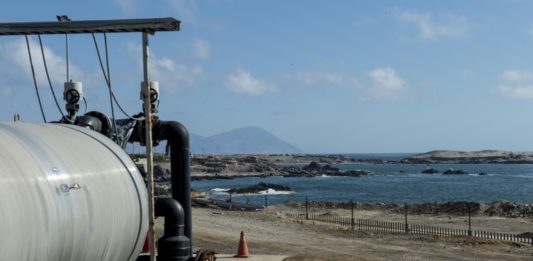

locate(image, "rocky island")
[[402, 150, 533, 164]]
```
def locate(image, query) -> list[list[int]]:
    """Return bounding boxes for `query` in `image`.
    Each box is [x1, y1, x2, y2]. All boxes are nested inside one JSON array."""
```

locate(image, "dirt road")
[[189, 207, 533, 260]]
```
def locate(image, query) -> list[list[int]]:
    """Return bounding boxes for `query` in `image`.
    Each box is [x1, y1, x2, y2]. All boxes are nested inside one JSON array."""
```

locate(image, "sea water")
[[191, 155, 533, 206]]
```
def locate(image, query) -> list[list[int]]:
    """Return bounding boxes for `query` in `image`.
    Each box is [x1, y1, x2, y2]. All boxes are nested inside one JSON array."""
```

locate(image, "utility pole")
[[305, 195, 309, 220], [404, 203, 409, 233], [351, 199, 355, 231], [468, 210, 472, 236]]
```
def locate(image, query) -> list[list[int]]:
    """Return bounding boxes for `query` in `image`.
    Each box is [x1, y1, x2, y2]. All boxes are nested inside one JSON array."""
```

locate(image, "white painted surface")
[[0, 122, 148, 261]]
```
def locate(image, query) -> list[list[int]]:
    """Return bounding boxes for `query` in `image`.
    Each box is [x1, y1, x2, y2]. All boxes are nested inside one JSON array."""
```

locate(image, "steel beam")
[[0, 17, 180, 35]]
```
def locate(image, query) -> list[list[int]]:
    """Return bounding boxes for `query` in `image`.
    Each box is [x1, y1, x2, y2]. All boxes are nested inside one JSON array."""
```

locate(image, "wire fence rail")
[[285, 212, 533, 245]]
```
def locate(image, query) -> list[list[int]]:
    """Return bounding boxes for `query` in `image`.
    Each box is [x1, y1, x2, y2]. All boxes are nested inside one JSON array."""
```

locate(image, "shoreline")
[[193, 197, 533, 218]]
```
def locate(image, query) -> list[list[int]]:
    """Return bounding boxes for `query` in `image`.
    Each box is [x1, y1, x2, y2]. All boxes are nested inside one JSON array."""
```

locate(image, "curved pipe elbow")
[[156, 121, 189, 148], [155, 197, 185, 237]]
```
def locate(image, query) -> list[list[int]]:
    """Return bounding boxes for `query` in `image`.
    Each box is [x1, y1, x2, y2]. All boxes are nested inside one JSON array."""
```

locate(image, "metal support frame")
[[0, 18, 179, 35], [0, 17, 182, 261], [142, 32, 156, 261]]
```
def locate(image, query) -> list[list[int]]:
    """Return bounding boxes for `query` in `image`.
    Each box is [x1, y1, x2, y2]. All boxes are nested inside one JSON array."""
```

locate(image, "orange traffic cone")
[[234, 231, 250, 258]]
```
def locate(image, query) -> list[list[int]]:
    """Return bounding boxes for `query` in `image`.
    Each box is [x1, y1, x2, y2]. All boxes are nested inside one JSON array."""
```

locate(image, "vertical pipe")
[[142, 32, 156, 261]]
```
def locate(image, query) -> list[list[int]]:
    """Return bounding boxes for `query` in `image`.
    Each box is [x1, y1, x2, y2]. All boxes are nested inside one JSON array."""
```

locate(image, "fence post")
[[404, 203, 409, 233], [305, 195, 309, 220], [468, 211, 472, 236], [351, 199, 355, 231]]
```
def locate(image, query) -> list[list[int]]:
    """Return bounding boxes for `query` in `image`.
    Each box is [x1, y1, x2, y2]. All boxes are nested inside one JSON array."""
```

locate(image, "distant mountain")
[[191, 126, 303, 154]]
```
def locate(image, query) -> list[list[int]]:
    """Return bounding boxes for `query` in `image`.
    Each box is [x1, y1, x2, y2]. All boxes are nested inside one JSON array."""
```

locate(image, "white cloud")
[[0, 86, 12, 97], [116, 0, 137, 12], [166, 0, 199, 24], [395, 10, 469, 40], [499, 70, 533, 82], [193, 39, 210, 59], [126, 42, 203, 92], [151, 57, 204, 91], [497, 84, 533, 100], [226, 69, 275, 96], [496, 69, 533, 100], [0, 38, 84, 88], [364, 68, 407, 100], [294, 71, 357, 87], [353, 17, 376, 28], [460, 69, 475, 78]]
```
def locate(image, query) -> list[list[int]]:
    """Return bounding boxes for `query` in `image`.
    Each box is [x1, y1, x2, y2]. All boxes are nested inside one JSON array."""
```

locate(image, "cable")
[[25, 35, 47, 123], [82, 97, 88, 114], [37, 35, 67, 119], [103, 33, 120, 141], [65, 34, 69, 81], [91, 33, 138, 120]]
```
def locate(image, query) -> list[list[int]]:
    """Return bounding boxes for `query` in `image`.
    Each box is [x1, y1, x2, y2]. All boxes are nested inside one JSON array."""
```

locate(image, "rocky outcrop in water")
[[228, 182, 292, 194], [403, 150, 533, 164], [283, 162, 368, 177], [422, 167, 439, 174], [443, 169, 468, 175]]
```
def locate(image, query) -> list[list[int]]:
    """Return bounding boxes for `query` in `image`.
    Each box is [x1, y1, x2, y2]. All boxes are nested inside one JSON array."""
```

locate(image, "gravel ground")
[[183, 206, 533, 261]]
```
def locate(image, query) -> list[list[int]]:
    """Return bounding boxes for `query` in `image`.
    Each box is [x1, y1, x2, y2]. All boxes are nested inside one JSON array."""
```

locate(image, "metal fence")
[[285, 212, 533, 245]]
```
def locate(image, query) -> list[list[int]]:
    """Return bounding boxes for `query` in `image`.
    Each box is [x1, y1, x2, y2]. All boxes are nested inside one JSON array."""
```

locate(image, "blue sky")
[[2, 0, 533, 153]]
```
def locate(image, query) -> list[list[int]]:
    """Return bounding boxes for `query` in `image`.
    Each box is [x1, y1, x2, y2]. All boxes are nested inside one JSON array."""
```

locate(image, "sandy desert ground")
[[182, 206, 533, 261]]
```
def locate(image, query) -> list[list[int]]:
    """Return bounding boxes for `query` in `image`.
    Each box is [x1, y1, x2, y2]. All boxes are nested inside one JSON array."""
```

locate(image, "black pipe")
[[154, 120, 192, 250], [155, 197, 190, 261], [129, 119, 192, 257]]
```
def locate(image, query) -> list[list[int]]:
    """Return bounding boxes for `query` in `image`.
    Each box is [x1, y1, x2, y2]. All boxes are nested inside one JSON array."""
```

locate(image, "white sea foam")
[[257, 188, 295, 195], [210, 188, 230, 193], [209, 187, 294, 196]]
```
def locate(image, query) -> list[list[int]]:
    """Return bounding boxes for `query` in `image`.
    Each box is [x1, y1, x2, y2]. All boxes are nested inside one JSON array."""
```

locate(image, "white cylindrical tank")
[[0, 122, 148, 261]]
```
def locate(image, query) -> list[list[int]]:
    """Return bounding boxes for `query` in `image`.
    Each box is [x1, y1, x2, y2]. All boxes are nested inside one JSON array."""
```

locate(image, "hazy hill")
[[191, 126, 303, 154]]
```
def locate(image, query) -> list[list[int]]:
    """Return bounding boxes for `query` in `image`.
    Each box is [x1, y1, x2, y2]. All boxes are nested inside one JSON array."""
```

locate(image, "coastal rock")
[[281, 166, 314, 177], [422, 167, 439, 174], [154, 165, 170, 181], [341, 170, 369, 177], [302, 161, 322, 172], [402, 201, 482, 215], [289, 162, 368, 177], [443, 169, 468, 175], [483, 200, 533, 218], [228, 182, 292, 194], [285, 200, 533, 218], [403, 150, 533, 164]]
